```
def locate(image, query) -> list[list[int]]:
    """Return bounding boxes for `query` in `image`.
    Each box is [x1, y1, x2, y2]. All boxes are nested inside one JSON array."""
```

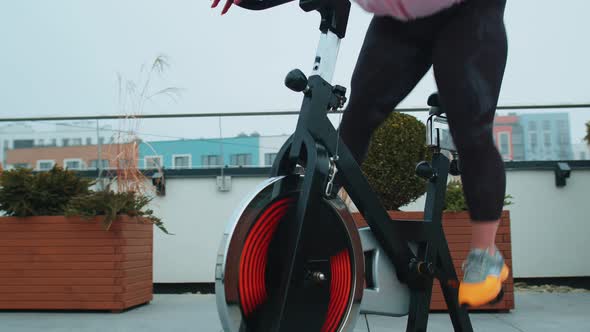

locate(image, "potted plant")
[[348, 112, 514, 312], [0, 166, 167, 312]]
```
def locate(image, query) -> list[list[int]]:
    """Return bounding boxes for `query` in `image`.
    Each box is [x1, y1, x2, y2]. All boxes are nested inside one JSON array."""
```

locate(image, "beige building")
[[6, 143, 138, 171]]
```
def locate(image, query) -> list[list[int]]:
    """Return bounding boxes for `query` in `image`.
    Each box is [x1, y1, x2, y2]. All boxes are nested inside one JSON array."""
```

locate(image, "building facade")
[[138, 136, 260, 169], [5, 143, 137, 171], [519, 113, 573, 161], [258, 135, 291, 167], [0, 121, 115, 167], [492, 113, 575, 161], [493, 115, 525, 161]]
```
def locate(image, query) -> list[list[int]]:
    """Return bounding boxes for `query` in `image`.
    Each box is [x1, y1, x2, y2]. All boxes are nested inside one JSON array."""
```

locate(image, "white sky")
[[1, 0, 589, 142]]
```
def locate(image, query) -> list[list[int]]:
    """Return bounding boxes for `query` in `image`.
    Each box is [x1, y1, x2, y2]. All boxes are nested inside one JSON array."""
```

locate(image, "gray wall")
[[149, 168, 590, 282], [504, 170, 589, 278]]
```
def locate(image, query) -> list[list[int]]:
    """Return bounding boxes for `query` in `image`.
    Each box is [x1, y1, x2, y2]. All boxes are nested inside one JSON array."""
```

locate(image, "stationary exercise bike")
[[215, 0, 475, 331]]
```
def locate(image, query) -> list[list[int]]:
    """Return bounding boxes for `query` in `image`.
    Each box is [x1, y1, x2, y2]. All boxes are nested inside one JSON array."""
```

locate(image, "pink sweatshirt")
[[355, 0, 464, 21]]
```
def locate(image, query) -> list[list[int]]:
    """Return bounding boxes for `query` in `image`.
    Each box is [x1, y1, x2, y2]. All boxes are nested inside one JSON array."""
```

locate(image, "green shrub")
[[444, 180, 468, 212], [444, 180, 514, 212], [65, 189, 169, 234], [0, 166, 91, 217], [585, 121, 590, 145], [0, 166, 168, 234], [362, 112, 431, 210]]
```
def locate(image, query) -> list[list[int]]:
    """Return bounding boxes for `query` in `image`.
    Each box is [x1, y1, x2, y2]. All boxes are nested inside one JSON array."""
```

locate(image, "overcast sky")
[[1, 0, 589, 142]]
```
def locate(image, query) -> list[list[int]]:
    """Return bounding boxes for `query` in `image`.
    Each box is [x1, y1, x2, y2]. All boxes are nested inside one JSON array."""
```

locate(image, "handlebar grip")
[[237, 0, 294, 10]]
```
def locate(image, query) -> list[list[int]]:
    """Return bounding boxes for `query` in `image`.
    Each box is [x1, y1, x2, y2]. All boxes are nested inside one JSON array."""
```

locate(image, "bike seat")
[[427, 92, 445, 116]]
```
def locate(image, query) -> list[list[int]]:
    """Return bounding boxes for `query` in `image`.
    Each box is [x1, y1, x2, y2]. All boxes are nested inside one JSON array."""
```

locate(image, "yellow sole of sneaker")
[[459, 264, 510, 308]]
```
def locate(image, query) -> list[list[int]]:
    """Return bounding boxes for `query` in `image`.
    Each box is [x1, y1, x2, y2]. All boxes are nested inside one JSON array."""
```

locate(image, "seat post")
[[299, 0, 351, 83], [310, 31, 340, 83]]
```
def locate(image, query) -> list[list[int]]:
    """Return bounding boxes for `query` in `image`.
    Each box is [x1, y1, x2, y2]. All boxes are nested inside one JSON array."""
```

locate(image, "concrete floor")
[[1, 291, 589, 332]]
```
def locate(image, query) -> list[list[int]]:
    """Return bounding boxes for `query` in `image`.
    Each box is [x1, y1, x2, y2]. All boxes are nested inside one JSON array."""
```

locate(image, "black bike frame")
[[239, 0, 475, 331]]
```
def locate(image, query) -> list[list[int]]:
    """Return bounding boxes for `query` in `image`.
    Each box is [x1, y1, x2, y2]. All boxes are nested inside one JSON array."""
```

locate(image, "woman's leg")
[[338, 16, 433, 166], [432, 0, 509, 307]]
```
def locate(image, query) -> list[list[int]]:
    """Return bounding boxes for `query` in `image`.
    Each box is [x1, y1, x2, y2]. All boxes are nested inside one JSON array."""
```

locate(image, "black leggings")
[[339, 0, 508, 221]]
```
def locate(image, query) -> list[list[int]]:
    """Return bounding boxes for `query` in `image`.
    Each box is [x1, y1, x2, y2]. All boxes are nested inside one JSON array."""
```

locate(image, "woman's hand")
[[211, 0, 243, 15]]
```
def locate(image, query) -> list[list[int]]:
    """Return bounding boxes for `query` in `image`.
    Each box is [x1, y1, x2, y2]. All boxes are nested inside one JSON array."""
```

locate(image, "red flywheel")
[[216, 176, 364, 332]]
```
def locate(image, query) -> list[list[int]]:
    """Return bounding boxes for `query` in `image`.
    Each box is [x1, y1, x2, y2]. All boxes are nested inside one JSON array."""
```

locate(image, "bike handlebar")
[[237, 0, 295, 10]]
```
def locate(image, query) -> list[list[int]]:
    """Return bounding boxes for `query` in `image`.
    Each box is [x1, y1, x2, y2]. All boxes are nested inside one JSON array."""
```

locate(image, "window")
[[230, 154, 252, 167], [512, 132, 523, 143], [556, 120, 569, 146], [62, 138, 70, 147], [90, 159, 109, 169], [64, 159, 84, 170], [38, 139, 45, 146], [581, 152, 587, 160], [264, 153, 277, 166], [498, 132, 510, 158], [201, 155, 221, 168], [13, 163, 30, 169], [3, 140, 9, 150], [544, 133, 551, 148], [72, 138, 82, 146], [14, 139, 34, 149], [529, 133, 538, 151], [37, 160, 55, 171], [98, 137, 105, 145], [558, 132, 569, 145], [86, 137, 92, 145], [144, 156, 163, 169], [542, 120, 551, 131], [49, 138, 57, 146], [528, 121, 537, 131], [173, 154, 191, 169]]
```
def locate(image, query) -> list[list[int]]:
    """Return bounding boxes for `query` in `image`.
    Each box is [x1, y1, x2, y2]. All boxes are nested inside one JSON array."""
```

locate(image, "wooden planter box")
[[0, 215, 153, 312], [352, 211, 514, 312]]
